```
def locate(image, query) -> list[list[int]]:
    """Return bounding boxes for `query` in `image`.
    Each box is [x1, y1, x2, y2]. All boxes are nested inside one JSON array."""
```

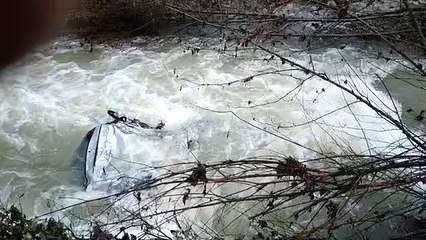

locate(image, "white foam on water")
[[0, 38, 414, 237]]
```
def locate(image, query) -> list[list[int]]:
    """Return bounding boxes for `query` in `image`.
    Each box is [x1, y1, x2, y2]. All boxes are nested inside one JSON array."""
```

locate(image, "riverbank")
[[63, 0, 426, 47]]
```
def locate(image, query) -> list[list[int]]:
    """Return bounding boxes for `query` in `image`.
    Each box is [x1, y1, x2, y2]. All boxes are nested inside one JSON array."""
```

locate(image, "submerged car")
[[74, 111, 165, 191]]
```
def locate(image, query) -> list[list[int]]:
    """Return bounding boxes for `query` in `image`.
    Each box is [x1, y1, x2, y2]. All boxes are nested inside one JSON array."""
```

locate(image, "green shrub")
[[0, 206, 70, 240]]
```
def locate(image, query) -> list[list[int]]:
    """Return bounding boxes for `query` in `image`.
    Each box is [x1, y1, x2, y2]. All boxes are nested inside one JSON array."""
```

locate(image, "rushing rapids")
[[0, 36, 425, 238]]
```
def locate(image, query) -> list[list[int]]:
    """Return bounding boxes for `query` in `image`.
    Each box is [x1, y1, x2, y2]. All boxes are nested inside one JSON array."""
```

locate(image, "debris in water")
[[243, 76, 254, 83], [134, 192, 141, 202], [187, 139, 195, 150], [267, 200, 274, 209], [191, 48, 200, 55], [155, 120, 165, 130], [258, 220, 268, 228], [183, 188, 190, 204], [186, 163, 207, 186], [293, 212, 299, 220], [415, 110, 425, 121]]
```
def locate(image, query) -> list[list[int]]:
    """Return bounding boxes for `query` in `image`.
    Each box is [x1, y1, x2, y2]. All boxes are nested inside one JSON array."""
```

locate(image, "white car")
[[75, 111, 165, 191]]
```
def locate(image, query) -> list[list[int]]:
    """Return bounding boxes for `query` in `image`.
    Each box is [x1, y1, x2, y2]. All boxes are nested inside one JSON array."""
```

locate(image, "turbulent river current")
[[0, 36, 425, 238]]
